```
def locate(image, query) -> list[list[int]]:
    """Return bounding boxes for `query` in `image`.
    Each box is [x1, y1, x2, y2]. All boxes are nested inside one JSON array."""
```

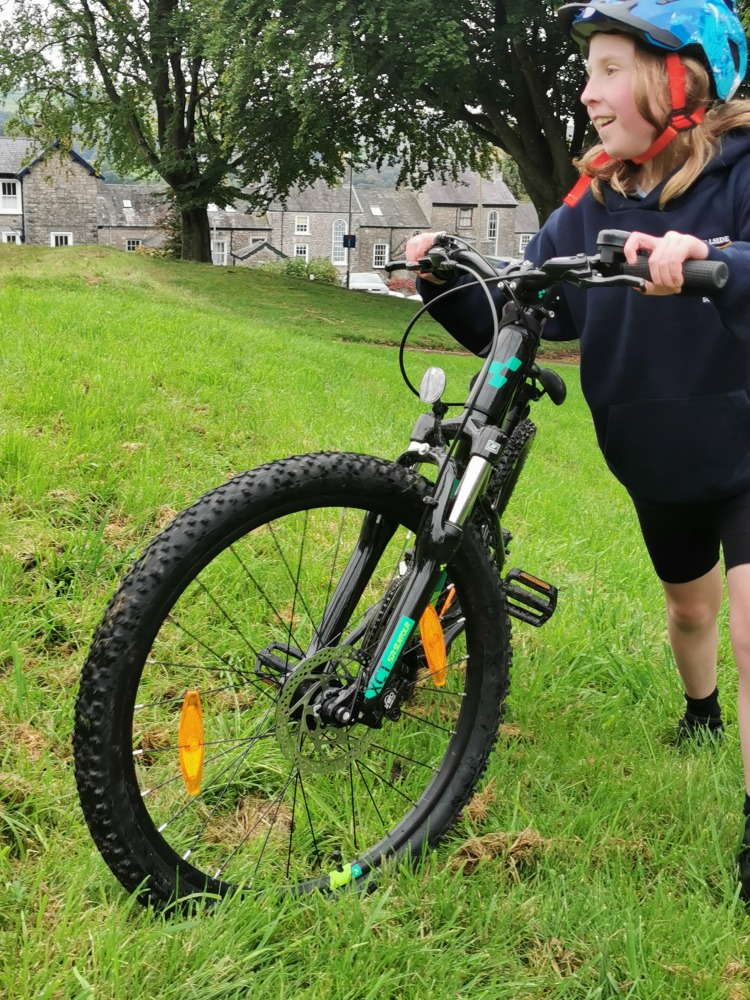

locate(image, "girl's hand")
[[405, 231, 447, 285], [623, 230, 709, 295]]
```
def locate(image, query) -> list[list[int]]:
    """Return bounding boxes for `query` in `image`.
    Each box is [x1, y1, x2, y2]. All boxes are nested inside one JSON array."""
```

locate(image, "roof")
[[515, 201, 539, 234], [421, 170, 516, 207], [356, 188, 430, 229], [0, 137, 38, 175], [232, 240, 287, 261], [267, 177, 362, 215], [208, 200, 270, 232], [97, 184, 171, 228]]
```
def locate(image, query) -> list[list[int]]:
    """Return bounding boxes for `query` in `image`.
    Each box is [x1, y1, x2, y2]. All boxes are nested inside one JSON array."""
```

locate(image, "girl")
[[406, 0, 750, 896]]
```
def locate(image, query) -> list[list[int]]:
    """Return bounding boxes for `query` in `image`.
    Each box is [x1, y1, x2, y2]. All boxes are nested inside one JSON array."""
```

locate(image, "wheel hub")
[[275, 647, 374, 774]]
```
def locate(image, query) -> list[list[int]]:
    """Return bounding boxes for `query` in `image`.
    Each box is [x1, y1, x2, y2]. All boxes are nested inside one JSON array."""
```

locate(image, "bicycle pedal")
[[504, 568, 557, 627]]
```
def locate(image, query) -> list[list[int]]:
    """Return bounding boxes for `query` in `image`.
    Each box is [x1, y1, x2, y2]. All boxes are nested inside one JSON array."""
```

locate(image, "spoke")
[[287, 510, 308, 655], [227, 544, 297, 653], [265, 517, 321, 653], [349, 761, 358, 852], [140, 726, 275, 799], [322, 508, 347, 629], [356, 760, 418, 806], [193, 577, 259, 660], [285, 772, 299, 881], [135, 682, 259, 711], [249, 769, 298, 884], [354, 758, 387, 833], [215, 769, 296, 880], [352, 738, 440, 773], [399, 708, 457, 736], [298, 770, 322, 871], [165, 614, 277, 706]]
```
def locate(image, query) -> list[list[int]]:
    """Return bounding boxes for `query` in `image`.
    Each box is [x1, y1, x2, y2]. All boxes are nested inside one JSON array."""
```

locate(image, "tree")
[[0, 2, 365, 261], [275, 0, 588, 223]]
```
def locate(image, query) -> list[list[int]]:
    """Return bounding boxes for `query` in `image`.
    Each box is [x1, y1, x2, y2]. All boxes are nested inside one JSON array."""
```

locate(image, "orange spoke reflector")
[[178, 690, 205, 796], [438, 585, 456, 617], [419, 604, 447, 687]]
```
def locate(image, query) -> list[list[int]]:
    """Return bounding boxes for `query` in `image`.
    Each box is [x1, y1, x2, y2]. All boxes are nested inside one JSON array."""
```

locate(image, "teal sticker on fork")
[[489, 356, 522, 389], [364, 615, 416, 699]]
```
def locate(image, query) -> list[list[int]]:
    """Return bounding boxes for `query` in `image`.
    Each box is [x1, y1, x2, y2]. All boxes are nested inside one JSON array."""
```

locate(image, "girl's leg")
[[726, 564, 750, 793], [661, 562, 723, 699]]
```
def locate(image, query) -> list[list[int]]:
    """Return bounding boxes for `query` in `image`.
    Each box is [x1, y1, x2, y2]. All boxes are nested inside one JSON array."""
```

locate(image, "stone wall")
[[23, 153, 99, 246], [425, 204, 518, 260], [266, 210, 364, 273]]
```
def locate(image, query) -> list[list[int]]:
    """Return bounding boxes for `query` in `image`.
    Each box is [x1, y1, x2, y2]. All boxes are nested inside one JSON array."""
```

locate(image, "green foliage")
[[306, 257, 339, 285], [273, 0, 587, 220], [261, 255, 340, 285], [0, 2, 370, 262]]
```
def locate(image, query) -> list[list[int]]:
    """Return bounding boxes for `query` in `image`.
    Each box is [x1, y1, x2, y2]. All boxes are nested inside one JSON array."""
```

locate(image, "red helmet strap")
[[630, 53, 706, 164], [563, 53, 706, 205]]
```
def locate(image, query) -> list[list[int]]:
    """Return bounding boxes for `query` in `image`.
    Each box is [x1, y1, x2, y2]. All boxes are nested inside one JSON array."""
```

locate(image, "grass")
[[1, 243, 749, 999]]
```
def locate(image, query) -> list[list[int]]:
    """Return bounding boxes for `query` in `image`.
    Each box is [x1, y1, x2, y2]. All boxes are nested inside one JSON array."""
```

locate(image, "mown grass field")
[[1, 244, 749, 999]]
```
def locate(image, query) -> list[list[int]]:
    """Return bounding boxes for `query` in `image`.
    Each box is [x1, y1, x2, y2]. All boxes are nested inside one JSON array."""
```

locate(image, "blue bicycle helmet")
[[558, 0, 747, 100]]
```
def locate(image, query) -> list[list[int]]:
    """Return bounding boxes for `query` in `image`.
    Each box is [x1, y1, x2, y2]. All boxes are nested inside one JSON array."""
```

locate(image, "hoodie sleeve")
[[703, 163, 750, 335], [416, 220, 579, 357]]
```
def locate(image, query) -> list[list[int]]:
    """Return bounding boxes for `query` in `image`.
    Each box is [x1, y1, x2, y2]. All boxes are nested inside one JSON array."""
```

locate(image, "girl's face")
[[581, 33, 659, 161]]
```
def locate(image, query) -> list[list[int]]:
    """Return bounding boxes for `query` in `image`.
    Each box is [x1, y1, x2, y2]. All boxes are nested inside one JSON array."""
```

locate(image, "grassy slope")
[[0, 245, 748, 999]]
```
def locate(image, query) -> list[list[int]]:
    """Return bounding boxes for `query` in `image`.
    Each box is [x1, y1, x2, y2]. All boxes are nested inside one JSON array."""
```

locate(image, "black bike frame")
[[313, 291, 549, 727]]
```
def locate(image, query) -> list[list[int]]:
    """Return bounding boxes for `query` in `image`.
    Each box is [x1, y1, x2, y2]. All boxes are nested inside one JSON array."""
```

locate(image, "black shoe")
[[674, 712, 724, 746], [738, 817, 750, 902]]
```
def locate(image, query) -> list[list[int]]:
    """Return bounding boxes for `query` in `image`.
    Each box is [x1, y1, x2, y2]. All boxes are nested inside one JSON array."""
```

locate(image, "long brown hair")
[[575, 41, 750, 208]]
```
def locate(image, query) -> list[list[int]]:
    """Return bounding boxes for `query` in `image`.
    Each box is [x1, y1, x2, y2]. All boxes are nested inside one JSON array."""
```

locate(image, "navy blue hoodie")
[[419, 133, 750, 504]]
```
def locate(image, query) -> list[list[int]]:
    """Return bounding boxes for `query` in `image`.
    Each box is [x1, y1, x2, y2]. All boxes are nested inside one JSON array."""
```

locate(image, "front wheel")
[[74, 452, 510, 906]]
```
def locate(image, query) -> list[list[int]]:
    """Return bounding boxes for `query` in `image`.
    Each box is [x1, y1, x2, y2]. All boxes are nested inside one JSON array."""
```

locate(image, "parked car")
[[344, 272, 389, 294]]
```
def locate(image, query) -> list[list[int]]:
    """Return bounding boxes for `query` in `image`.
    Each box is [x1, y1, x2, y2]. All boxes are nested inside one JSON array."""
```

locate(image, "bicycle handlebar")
[[386, 229, 728, 294]]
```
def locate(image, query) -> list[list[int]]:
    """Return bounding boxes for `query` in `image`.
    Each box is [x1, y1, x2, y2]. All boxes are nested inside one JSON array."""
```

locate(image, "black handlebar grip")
[[622, 257, 728, 291], [384, 260, 405, 274]]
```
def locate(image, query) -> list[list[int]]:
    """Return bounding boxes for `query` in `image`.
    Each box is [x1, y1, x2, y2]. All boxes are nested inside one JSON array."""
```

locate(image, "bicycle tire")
[[74, 452, 510, 906], [489, 418, 537, 519]]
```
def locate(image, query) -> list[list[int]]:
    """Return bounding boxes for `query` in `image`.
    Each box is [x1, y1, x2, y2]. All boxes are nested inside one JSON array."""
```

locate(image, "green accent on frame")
[[364, 615, 416, 699], [488, 356, 522, 389]]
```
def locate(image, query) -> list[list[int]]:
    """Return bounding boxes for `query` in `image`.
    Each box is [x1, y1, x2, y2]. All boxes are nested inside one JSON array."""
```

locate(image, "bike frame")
[[312, 276, 550, 727]]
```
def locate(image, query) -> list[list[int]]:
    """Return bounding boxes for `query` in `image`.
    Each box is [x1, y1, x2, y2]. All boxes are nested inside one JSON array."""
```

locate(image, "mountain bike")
[[73, 230, 727, 907]]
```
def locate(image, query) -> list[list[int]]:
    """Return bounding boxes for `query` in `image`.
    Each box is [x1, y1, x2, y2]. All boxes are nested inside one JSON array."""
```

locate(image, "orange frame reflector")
[[178, 690, 205, 796], [419, 604, 447, 687]]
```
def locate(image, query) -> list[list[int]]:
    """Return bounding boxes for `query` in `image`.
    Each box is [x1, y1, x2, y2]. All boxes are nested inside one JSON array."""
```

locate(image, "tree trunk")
[[180, 206, 212, 263]]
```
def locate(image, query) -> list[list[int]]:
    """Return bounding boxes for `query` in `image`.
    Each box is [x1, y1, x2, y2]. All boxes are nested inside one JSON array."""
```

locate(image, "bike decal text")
[[488, 356, 522, 389], [364, 615, 416, 699]]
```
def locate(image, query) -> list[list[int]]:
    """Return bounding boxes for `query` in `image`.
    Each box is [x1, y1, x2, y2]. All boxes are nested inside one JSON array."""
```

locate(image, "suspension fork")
[[306, 509, 402, 657]]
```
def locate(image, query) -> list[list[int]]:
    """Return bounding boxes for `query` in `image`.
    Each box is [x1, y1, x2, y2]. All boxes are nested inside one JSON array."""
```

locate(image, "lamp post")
[[345, 156, 354, 289]]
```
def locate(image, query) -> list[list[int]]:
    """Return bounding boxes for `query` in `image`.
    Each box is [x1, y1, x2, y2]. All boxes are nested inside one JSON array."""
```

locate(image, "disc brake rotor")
[[275, 647, 375, 774]]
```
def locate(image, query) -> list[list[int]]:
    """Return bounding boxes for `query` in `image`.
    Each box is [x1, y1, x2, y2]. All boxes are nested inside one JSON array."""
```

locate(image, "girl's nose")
[[580, 78, 597, 105]]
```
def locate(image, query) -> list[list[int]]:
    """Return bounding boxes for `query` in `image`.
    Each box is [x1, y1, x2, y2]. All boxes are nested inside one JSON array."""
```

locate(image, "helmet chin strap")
[[564, 53, 706, 207]]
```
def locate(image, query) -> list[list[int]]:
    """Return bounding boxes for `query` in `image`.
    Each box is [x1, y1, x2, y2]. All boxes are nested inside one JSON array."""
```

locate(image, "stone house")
[[0, 135, 539, 271], [0, 136, 99, 246]]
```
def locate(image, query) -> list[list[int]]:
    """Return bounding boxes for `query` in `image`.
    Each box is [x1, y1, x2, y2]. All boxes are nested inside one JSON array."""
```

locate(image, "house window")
[[372, 243, 388, 269], [1, 181, 20, 213], [519, 233, 532, 255], [458, 208, 473, 227], [50, 232, 73, 247], [294, 243, 309, 262], [295, 215, 310, 235], [2, 232, 19, 243], [487, 211, 498, 242], [332, 219, 347, 264], [126, 239, 142, 253], [211, 238, 227, 266]]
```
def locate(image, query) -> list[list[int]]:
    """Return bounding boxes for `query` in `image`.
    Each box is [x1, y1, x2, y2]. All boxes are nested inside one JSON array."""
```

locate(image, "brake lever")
[[576, 274, 645, 290]]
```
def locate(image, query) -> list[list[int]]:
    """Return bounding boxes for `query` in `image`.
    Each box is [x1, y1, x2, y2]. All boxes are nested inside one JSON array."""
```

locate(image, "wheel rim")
[[127, 499, 476, 895]]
